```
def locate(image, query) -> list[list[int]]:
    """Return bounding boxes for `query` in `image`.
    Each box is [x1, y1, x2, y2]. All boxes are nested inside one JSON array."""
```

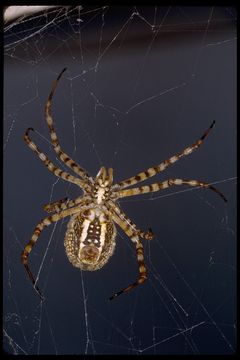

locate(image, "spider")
[[22, 68, 227, 301]]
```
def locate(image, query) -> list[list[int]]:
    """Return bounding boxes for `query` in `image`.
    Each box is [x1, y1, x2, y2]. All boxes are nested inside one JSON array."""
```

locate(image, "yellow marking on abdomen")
[[78, 219, 90, 258]]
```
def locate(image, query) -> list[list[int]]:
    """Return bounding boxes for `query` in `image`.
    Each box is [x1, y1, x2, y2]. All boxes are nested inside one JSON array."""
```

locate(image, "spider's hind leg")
[[106, 204, 153, 300], [22, 205, 85, 300], [108, 201, 154, 241], [110, 239, 147, 300], [141, 228, 154, 240]]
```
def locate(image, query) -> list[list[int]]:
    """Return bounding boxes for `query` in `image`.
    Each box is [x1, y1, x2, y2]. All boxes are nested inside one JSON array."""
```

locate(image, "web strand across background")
[[3, 6, 236, 355]]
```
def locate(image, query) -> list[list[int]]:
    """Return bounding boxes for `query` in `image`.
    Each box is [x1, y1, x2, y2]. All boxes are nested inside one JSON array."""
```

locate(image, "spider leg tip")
[[24, 127, 35, 140], [146, 228, 154, 240], [26, 127, 34, 133], [211, 120, 216, 128], [109, 292, 120, 301], [60, 67, 67, 76], [56, 68, 67, 82]]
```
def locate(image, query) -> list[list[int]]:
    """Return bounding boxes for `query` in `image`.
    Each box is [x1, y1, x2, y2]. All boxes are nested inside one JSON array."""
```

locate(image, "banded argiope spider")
[[22, 68, 227, 301]]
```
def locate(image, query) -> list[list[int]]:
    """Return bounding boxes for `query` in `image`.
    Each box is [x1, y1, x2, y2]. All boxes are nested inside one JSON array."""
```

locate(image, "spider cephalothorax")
[[93, 167, 115, 203], [22, 68, 227, 301]]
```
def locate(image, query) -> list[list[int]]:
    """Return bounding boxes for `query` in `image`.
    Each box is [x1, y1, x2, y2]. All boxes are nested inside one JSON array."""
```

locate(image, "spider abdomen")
[[64, 208, 116, 271]]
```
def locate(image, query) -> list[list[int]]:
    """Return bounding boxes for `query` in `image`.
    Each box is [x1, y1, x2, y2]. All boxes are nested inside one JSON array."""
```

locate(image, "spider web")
[[3, 5, 236, 355]]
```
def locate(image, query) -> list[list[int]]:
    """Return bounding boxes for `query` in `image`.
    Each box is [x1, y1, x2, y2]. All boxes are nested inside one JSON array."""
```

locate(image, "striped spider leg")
[[106, 123, 227, 300], [115, 120, 227, 202], [105, 201, 154, 300], [22, 197, 92, 299], [45, 68, 94, 185], [24, 128, 91, 192], [116, 120, 226, 197], [43, 197, 69, 213], [117, 178, 227, 201], [22, 69, 95, 298], [43, 196, 93, 213]]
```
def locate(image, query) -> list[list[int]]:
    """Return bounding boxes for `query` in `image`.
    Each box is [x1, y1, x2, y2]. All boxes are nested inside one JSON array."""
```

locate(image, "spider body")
[[64, 166, 118, 270], [22, 68, 227, 301]]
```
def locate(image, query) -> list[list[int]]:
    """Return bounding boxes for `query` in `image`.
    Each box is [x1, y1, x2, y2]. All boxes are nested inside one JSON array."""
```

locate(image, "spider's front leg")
[[24, 127, 90, 191], [117, 178, 227, 202], [117, 121, 218, 189], [45, 68, 93, 184]]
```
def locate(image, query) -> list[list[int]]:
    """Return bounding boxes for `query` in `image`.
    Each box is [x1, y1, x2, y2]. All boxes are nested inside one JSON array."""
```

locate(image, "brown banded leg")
[[43, 197, 68, 213], [107, 212, 149, 300], [117, 121, 216, 189], [43, 196, 91, 213], [45, 68, 93, 184], [117, 178, 227, 202], [21, 204, 89, 299], [107, 201, 154, 240], [109, 239, 147, 300], [22, 217, 55, 300], [24, 128, 90, 192]]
